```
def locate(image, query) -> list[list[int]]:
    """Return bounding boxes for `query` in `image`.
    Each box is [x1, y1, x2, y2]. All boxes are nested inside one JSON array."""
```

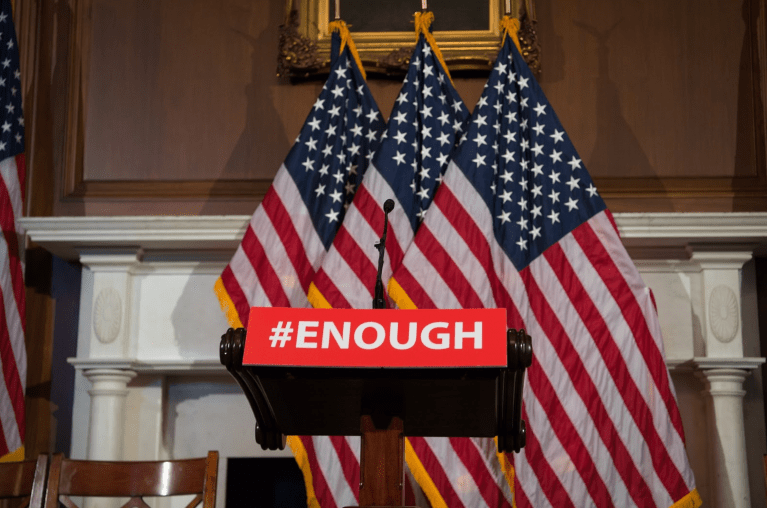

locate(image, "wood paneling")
[[20, 0, 767, 214]]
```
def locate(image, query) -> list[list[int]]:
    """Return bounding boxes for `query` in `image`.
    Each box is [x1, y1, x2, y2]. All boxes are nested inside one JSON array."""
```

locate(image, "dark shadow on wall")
[[732, 0, 763, 211], [535, 0, 566, 84], [199, 0, 296, 216], [573, 19, 659, 197]]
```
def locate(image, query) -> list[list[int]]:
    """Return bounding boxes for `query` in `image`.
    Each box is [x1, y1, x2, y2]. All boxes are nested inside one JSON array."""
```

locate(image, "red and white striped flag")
[[389, 19, 701, 507], [0, 0, 27, 462], [307, 12, 470, 311], [214, 23, 386, 508], [214, 23, 383, 329]]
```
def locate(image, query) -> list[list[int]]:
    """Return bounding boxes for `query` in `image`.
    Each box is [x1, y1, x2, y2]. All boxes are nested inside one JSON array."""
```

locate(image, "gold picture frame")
[[278, 0, 540, 79]]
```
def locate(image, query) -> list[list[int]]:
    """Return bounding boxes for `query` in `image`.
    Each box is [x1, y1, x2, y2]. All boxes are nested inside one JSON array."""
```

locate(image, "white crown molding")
[[20, 212, 767, 261]]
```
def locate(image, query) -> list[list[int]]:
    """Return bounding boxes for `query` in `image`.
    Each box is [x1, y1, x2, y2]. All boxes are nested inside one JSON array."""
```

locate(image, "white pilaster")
[[694, 358, 764, 508], [83, 368, 137, 460]]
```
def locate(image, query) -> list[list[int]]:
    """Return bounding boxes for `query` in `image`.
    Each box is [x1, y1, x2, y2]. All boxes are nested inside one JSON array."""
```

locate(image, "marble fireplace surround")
[[20, 213, 767, 508]]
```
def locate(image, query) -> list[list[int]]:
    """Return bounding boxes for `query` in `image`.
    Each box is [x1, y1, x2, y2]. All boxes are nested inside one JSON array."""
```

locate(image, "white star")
[[498, 210, 511, 224], [345, 181, 355, 194], [305, 137, 317, 151], [503, 131, 516, 144], [421, 146, 432, 160], [566, 176, 580, 191], [477, 96, 489, 109], [419, 166, 430, 179], [0, 13, 7, 23], [437, 131, 451, 146], [473, 153, 486, 167], [451, 101, 464, 113], [349, 143, 360, 156], [520, 97, 529, 109], [531, 163, 544, 178], [422, 126, 432, 139], [502, 150, 515, 164], [322, 145, 333, 158], [548, 210, 560, 224], [326, 209, 340, 223], [474, 133, 487, 147], [334, 66, 347, 78], [328, 105, 341, 118], [331, 85, 344, 98], [521, 118, 528, 130], [437, 152, 450, 166], [329, 189, 343, 203], [531, 184, 542, 198], [365, 129, 378, 142], [308, 117, 321, 131], [325, 124, 337, 137], [453, 120, 463, 132], [437, 111, 450, 126], [394, 111, 408, 125], [500, 170, 514, 184], [313, 98, 324, 110], [532, 143, 544, 157], [394, 130, 407, 144], [319, 164, 330, 176], [354, 105, 363, 117], [516, 217, 528, 230], [396, 92, 408, 105], [336, 151, 346, 164], [568, 156, 582, 170], [393, 151, 406, 165], [421, 105, 433, 119], [366, 110, 379, 123], [549, 189, 560, 203], [500, 189, 513, 203], [550, 150, 562, 163], [518, 76, 529, 89], [530, 225, 541, 239], [351, 124, 363, 138], [549, 171, 561, 184], [516, 237, 528, 251], [565, 197, 579, 211], [506, 111, 517, 123], [531, 204, 542, 218], [506, 91, 517, 104], [315, 184, 326, 197], [517, 196, 528, 210], [417, 187, 430, 200], [520, 138, 530, 151], [533, 103, 547, 116], [301, 157, 314, 171], [586, 183, 598, 197], [474, 114, 488, 127], [550, 129, 564, 143], [533, 123, 545, 136]]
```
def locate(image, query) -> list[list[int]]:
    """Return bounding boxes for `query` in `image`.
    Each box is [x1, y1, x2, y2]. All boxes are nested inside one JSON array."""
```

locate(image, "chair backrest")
[[44, 451, 218, 508], [0, 454, 49, 508]]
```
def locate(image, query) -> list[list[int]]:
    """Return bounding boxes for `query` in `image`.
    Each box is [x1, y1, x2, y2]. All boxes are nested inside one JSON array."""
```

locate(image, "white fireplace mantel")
[[19, 212, 767, 508]]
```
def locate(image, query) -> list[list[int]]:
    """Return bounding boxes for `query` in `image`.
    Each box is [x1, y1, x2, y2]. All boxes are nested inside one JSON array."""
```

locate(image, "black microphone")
[[373, 199, 395, 309]]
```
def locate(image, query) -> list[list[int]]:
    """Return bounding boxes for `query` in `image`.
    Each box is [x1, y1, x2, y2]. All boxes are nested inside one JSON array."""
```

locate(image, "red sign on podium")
[[243, 307, 507, 368]]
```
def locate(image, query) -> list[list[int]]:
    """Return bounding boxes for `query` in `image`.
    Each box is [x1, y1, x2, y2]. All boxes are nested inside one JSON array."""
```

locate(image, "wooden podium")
[[220, 325, 531, 507]]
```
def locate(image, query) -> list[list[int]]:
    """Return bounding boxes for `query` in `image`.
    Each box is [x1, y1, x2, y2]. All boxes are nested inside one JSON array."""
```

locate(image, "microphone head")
[[383, 199, 395, 213]]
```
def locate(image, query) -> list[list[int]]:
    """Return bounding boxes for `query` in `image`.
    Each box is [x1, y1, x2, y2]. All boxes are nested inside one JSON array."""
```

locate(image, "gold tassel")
[[500, 15, 523, 54], [328, 20, 366, 80], [413, 11, 453, 84]]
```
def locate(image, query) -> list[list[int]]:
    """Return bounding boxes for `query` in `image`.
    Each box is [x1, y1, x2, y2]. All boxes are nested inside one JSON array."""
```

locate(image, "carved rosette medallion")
[[708, 285, 739, 343], [93, 287, 122, 344]]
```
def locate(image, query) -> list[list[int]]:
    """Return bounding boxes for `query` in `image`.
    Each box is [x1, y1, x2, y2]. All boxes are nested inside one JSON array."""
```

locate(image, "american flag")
[[307, 12, 470, 310], [214, 23, 385, 508], [389, 22, 701, 508], [0, 0, 26, 461], [215, 25, 384, 329]]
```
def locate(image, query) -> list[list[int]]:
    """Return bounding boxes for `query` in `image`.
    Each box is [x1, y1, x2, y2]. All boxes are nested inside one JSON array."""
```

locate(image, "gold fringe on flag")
[[287, 436, 323, 508], [669, 489, 702, 508], [328, 19, 367, 80], [413, 11, 453, 85], [213, 277, 244, 329]]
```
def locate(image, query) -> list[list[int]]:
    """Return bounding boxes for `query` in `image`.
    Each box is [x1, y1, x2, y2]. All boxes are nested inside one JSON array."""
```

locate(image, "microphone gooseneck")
[[373, 200, 395, 309]]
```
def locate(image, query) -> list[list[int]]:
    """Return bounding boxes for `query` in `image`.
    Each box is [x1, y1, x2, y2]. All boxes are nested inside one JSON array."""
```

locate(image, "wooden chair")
[[43, 451, 218, 508], [0, 455, 49, 508]]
